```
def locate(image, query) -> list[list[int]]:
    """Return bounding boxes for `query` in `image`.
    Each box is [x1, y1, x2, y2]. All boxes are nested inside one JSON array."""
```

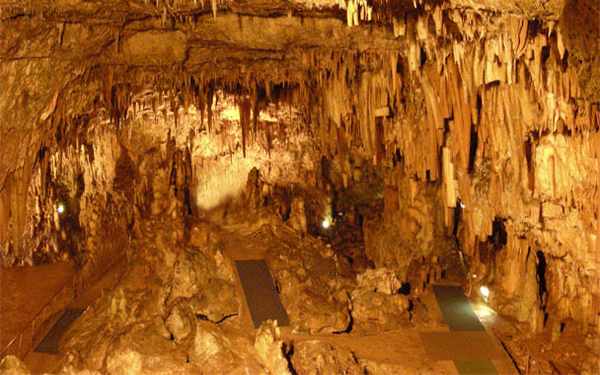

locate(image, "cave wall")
[[0, 121, 131, 287], [310, 8, 599, 336], [119, 90, 323, 222]]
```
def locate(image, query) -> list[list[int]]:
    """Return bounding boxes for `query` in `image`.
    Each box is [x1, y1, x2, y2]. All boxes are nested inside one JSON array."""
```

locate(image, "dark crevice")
[[524, 138, 535, 191], [283, 342, 298, 375], [468, 123, 478, 173], [420, 46, 427, 66], [196, 313, 238, 324], [399, 282, 411, 295], [494, 333, 523, 375], [333, 311, 353, 334], [536, 251, 548, 308], [490, 217, 507, 250]]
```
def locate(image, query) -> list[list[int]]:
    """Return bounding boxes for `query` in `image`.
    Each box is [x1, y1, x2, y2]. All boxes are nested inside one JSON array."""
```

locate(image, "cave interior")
[[0, 0, 599, 374]]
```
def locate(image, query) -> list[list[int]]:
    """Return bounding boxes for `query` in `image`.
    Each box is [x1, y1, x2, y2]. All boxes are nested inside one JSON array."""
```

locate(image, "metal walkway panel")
[[235, 259, 289, 328], [34, 308, 84, 355], [433, 285, 485, 331]]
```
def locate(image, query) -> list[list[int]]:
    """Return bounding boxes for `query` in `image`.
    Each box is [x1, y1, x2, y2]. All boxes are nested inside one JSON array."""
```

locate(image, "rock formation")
[[1, 0, 598, 373]]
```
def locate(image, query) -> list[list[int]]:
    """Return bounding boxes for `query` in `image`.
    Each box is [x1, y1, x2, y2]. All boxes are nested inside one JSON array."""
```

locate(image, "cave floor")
[[3, 222, 520, 374], [219, 223, 518, 374], [276, 286, 518, 374], [1, 261, 76, 350]]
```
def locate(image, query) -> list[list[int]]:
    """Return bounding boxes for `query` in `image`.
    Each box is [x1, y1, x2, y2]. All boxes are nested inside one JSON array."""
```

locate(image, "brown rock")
[[291, 340, 363, 375]]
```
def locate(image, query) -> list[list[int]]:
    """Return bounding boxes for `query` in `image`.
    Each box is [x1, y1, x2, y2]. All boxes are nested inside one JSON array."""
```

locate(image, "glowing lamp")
[[322, 220, 330, 229], [480, 285, 490, 298], [57, 204, 65, 214]]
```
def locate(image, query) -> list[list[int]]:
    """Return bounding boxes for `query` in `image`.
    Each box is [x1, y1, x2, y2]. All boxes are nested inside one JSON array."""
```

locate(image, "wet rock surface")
[[290, 340, 364, 375], [58, 217, 244, 374], [351, 269, 410, 332], [0, 355, 31, 375]]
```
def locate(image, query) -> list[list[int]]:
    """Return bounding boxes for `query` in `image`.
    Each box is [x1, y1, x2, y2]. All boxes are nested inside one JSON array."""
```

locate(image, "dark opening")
[[452, 198, 463, 238], [527, 20, 542, 40], [536, 251, 547, 307], [396, 59, 404, 75], [393, 148, 403, 167], [490, 217, 507, 250], [541, 46, 551, 65], [399, 282, 411, 295], [468, 122, 478, 173], [345, 255, 355, 266], [524, 138, 535, 191], [283, 342, 298, 375]]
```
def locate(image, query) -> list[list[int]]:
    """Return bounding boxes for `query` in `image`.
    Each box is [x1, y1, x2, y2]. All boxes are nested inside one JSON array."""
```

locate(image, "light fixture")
[[460, 202, 466, 209], [480, 285, 490, 298], [57, 203, 65, 214], [322, 220, 330, 229]]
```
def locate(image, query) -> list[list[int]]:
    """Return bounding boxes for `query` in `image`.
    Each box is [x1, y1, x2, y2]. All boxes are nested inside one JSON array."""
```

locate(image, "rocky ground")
[[1, 164, 598, 374], [0, 189, 453, 375]]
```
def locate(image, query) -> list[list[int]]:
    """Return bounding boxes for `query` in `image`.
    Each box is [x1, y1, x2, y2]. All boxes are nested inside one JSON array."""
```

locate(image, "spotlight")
[[322, 220, 330, 229], [480, 285, 490, 298], [460, 202, 466, 209], [57, 204, 65, 214]]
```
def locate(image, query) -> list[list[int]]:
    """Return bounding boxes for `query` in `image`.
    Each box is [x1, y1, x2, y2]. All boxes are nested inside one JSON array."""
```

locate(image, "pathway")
[[22, 259, 127, 374], [1, 261, 76, 351]]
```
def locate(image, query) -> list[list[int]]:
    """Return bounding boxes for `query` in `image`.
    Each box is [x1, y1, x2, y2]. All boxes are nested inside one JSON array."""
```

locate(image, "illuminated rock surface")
[[0, 0, 598, 373]]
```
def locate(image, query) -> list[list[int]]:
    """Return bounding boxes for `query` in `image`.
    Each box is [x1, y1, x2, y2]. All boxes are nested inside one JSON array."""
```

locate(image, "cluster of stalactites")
[[291, 11, 598, 332], [339, 0, 372, 26]]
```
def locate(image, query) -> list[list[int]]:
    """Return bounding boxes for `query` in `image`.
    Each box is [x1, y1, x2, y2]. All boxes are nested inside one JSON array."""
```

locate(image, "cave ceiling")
[[0, 0, 598, 190]]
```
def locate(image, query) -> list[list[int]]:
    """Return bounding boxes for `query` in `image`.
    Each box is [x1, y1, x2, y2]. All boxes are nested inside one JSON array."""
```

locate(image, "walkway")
[[423, 285, 510, 374], [279, 283, 517, 374], [1, 262, 76, 350], [22, 259, 126, 374]]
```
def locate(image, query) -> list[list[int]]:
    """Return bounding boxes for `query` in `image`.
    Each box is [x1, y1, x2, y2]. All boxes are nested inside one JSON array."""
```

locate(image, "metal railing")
[[1, 228, 131, 360], [1, 269, 84, 359]]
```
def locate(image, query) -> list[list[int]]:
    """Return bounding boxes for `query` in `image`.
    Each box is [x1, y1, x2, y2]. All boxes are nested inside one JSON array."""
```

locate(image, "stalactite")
[[238, 98, 251, 158]]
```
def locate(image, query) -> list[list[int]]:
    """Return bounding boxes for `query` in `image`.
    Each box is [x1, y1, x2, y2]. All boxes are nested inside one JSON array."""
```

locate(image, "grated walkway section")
[[422, 285, 501, 375], [34, 308, 84, 355], [235, 259, 289, 329]]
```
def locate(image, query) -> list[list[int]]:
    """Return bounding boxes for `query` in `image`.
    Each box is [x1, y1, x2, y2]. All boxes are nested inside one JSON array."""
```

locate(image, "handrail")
[[0, 267, 83, 359], [1, 231, 131, 360]]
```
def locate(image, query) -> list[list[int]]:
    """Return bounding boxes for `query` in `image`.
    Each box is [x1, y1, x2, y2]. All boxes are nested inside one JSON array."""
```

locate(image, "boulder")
[[356, 268, 401, 294], [350, 288, 409, 332], [291, 340, 363, 375], [189, 321, 266, 375], [254, 320, 292, 375], [285, 285, 351, 334], [0, 356, 30, 375], [189, 278, 238, 323], [165, 298, 197, 343]]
